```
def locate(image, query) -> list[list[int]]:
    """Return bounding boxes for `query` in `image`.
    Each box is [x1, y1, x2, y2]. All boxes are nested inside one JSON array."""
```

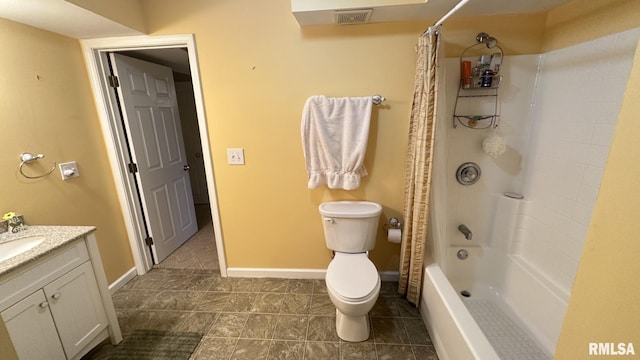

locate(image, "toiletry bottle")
[[489, 52, 502, 74], [472, 63, 482, 88], [481, 69, 494, 87], [461, 61, 472, 88]]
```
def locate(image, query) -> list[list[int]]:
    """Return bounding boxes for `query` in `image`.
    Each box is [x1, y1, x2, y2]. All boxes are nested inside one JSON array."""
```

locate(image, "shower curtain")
[[399, 26, 440, 306]]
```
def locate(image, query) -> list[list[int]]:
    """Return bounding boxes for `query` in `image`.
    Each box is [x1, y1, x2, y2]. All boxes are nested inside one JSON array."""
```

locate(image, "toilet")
[[319, 201, 382, 342]]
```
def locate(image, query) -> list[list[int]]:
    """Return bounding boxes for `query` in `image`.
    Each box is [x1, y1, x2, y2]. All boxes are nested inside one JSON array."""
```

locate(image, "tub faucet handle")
[[458, 224, 472, 240]]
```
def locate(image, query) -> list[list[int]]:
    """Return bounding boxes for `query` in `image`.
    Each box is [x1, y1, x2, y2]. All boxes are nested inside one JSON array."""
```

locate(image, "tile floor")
[[86, 204, 439, 359], [154, 204, 219, 271], [107, 269, 437, 360]]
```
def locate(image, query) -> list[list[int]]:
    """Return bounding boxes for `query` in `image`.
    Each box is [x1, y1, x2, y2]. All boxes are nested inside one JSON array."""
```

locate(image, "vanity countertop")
[[0, 225, 96, 276]]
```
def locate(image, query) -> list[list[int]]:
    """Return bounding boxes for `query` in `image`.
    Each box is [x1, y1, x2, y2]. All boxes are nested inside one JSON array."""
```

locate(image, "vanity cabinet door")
[[44, 261, 108, 360], [1, 290, 66, 360]]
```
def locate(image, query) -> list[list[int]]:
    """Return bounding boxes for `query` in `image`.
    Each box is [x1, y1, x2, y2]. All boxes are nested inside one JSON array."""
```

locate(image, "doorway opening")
[[81, 35, 226, 277]]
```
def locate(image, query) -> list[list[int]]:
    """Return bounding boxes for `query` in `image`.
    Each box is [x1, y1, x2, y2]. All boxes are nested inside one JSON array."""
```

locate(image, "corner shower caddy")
[[453, 32, 504, 129]]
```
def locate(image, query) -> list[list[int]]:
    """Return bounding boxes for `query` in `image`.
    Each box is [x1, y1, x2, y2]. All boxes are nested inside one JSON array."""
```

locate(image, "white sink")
[[0, 236, 45, 263]]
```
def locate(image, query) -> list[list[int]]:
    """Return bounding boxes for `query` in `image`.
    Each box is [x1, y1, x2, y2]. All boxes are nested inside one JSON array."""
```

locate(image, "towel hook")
[[19, 152, 56, 179]]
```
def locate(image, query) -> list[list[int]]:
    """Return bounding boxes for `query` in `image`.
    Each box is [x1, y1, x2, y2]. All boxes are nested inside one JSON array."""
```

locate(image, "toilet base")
[[335, 309, 370, 342]]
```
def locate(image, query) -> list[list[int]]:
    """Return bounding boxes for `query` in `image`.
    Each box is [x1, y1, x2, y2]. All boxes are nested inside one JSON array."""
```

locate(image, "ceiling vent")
[[334, 9, 373, 25]]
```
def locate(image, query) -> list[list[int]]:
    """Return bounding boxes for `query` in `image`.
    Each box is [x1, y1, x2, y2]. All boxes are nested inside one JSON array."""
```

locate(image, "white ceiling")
[[432, 0, 571, 17], [0, 0, 141, 39], [0, 0, 571, 76], [292, 0, 572, 25], [0, 0, 573, 39]]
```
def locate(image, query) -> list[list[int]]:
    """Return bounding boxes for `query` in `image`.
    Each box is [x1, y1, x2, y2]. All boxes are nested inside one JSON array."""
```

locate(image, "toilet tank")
[[319, 201, 382, 253]]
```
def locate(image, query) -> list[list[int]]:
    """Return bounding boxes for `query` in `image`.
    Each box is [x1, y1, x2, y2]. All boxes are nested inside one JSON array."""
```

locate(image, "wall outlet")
[[59, 161, 80, 180], [227, 148, 245, 165]]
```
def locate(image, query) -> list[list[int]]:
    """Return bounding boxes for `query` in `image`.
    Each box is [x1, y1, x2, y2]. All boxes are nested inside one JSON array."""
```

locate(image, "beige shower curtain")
[[398, 27, 440, 306]]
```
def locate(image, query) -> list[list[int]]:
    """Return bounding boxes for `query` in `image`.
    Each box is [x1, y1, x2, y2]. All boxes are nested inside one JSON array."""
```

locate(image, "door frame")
[[81, 34, 227, 277]]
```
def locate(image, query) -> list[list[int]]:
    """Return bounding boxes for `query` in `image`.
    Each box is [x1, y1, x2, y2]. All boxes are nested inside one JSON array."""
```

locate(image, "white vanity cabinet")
[[2, 289, 67, 360], [1, 290, 66, 360], [0, 232, 122, 360]]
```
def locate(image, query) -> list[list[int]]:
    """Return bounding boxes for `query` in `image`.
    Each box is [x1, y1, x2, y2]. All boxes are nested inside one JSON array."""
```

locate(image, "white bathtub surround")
[[508, 27, 640, 349], [424, 28, 640, 359], [517, 28, 640, 292]]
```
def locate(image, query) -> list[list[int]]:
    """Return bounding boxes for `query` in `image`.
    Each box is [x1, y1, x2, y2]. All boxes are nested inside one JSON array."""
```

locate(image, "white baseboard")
[[109, 267, 137, 295], [379, 271, 399, 282], [226, 268, 326, 279], [226, 267, 399, 281]]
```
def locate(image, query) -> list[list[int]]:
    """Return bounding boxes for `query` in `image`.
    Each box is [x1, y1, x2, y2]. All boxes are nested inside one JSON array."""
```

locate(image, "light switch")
[[227, 148, 245, 165]]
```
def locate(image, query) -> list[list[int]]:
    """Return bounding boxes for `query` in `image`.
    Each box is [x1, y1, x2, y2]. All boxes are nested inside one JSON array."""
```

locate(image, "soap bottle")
[[471, 62, 482, 88], [461, 61, 472, 88]]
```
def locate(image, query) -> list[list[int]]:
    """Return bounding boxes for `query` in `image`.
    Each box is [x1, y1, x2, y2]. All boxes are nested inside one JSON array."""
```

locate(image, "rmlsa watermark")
[[589, 342, 636, 356]]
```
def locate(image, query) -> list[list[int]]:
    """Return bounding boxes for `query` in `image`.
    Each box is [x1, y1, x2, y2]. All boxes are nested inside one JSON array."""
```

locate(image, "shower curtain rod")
[[433, 0, 471, 27]]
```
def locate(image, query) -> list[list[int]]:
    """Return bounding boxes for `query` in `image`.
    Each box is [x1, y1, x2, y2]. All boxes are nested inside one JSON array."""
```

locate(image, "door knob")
[[39, 301, 49, 308], [183, 165, 190, 171], [51, 293, 61, 300]]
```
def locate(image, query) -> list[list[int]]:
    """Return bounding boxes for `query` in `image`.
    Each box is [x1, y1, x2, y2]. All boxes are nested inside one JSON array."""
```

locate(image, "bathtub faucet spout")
[[458, 224, 472, 240]]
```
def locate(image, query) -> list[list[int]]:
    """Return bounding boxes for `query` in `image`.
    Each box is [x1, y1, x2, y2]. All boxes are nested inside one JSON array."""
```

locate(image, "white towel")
[[301, 95, 373, 190]]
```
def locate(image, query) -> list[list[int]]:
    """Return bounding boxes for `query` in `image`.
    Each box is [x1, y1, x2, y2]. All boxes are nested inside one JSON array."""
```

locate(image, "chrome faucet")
[[458, 224, 472, 240]]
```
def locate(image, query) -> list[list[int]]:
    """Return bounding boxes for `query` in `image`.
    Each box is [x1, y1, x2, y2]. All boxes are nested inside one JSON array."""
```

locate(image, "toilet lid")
[[326, 253, 379, 301]]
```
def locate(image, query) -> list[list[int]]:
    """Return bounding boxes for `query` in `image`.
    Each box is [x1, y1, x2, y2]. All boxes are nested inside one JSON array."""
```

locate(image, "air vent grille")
[[334, 9, 373, 25]]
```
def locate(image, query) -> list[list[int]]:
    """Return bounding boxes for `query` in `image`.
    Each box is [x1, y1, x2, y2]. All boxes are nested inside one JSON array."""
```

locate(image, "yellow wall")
[[544, 0, 640, 357], [0, 18, 133, 283], [543, 0, 640, 52], [443, 12, 546, 56], [138, 0, 545, 271], [140, 0, 415, 270], [3, 0, 639, 354], [555, 48, 640, 353], [0, 0, 545, 283]]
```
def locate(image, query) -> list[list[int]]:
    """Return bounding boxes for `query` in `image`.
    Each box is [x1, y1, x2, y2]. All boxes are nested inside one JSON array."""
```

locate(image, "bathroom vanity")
[[0, 226, 122, 360]]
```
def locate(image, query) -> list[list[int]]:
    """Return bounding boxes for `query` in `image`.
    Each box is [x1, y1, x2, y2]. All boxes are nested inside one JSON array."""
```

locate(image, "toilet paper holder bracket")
[[384, 217, 402, 230]]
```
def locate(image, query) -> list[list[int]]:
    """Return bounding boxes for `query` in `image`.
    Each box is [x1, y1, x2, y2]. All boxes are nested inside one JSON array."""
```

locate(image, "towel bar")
[[372, 95, 385, 105]]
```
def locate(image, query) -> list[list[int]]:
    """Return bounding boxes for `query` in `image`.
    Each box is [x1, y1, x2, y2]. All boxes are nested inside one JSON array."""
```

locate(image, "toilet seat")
[[326, 252, 380, 302]]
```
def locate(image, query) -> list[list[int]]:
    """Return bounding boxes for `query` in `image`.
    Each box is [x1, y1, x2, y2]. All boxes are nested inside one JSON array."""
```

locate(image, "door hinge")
[[108, 75, 120, 88], [128, 163, 138, 173], [145, 236, 154, 246]]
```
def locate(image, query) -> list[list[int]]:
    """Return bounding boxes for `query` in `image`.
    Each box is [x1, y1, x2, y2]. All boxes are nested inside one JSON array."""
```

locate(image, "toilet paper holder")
[[384, 217, 402, 230]]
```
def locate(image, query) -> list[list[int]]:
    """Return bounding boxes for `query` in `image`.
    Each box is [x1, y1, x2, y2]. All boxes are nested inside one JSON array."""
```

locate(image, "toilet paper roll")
[[387, 229, 402, 244]]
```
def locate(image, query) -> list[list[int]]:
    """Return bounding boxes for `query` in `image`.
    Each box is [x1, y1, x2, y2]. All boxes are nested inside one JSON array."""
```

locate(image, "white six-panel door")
[[110, 53, 198, 263]]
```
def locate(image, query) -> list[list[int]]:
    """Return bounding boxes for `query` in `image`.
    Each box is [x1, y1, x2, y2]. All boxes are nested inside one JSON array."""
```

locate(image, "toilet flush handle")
[[323, 217, 335, 224]]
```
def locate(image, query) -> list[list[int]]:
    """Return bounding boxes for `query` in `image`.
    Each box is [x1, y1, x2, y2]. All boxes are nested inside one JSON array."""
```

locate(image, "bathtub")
[[420, 262, 499, 360], [420, 246, 558, 360]]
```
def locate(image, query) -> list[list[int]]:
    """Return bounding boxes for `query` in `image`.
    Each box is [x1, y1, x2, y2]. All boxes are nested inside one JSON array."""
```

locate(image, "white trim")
[[227, 268, 326, 279], [85, 233, 123, 344], [379, 271, 399, 282], [81, 34, 228, 277], [108, 267, 137, 295], [226, 267, 399, 281]]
